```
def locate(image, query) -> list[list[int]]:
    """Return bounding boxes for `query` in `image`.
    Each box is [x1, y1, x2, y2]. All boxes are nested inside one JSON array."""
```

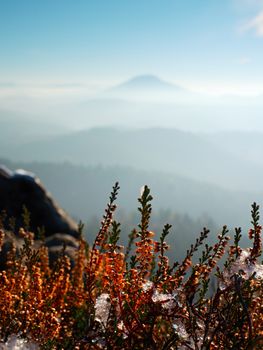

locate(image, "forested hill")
[[4, 127, 263, 192], [0, 158, 257, 230]]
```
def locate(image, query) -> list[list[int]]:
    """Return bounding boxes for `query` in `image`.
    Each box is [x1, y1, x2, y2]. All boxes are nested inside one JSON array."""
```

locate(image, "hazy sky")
[[1, 0, 263, 96]]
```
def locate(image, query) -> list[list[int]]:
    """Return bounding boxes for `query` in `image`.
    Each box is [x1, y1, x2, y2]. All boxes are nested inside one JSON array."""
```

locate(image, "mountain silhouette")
[[112, 74, 182, 92], [104, 75, 185, 101]]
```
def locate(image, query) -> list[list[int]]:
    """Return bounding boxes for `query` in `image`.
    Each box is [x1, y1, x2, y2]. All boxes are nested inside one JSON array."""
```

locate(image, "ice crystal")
[[0, 335, 39, 350], [172, 321, 188, 340], [117, 321, 128, 339], [220, 249, 263, 290], [95, 293, 111, 325], [142, 280, 153, 292], [90, 337, 106, 349], [152, 290, 179, 311]]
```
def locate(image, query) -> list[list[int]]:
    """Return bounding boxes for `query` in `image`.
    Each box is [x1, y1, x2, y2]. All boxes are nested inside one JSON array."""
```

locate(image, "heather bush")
[[0, 184, 262, 349]]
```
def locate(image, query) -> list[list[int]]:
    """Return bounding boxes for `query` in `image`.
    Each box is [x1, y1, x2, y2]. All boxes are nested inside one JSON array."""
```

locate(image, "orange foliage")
[[0, 185, 262, 349]]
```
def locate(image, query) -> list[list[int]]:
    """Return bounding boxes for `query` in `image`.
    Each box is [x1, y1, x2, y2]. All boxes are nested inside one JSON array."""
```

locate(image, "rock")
[[0, 230, 80, 270], [47, 245, 78, 267], [0, 164, 81, 268], [0, 230, 24, 270], [45, 233, 80, 266], [0, 165, 79, 238], [45, 233, 79, 249]]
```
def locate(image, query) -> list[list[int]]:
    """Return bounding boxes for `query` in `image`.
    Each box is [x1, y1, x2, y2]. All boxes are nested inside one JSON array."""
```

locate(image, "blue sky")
[[1, 0, 263, 95]]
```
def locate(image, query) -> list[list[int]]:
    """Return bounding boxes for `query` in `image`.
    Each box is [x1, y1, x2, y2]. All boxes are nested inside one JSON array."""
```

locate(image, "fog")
[[1, 75, 263, 237], [1, 75, 263, 133]]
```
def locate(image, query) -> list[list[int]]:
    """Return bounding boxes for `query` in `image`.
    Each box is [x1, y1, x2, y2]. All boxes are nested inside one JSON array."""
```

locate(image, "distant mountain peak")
[[115, 74, 180, 91], [100, 74, 186, 101], [124, 74, 167, 86]]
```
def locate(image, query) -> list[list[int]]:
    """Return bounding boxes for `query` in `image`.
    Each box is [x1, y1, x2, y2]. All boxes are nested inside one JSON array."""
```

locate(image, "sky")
[[0, 0, 263, 97]]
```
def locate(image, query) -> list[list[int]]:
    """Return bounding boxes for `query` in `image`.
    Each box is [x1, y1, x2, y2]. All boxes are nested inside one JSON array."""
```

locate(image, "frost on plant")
[[172, 321, 188, 340], [142, 280, 153, 292], [94, 293, 111, 325], [220, 248, 263, 290], [152, 290, 181, 311], [0, 335, 39, 350]]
